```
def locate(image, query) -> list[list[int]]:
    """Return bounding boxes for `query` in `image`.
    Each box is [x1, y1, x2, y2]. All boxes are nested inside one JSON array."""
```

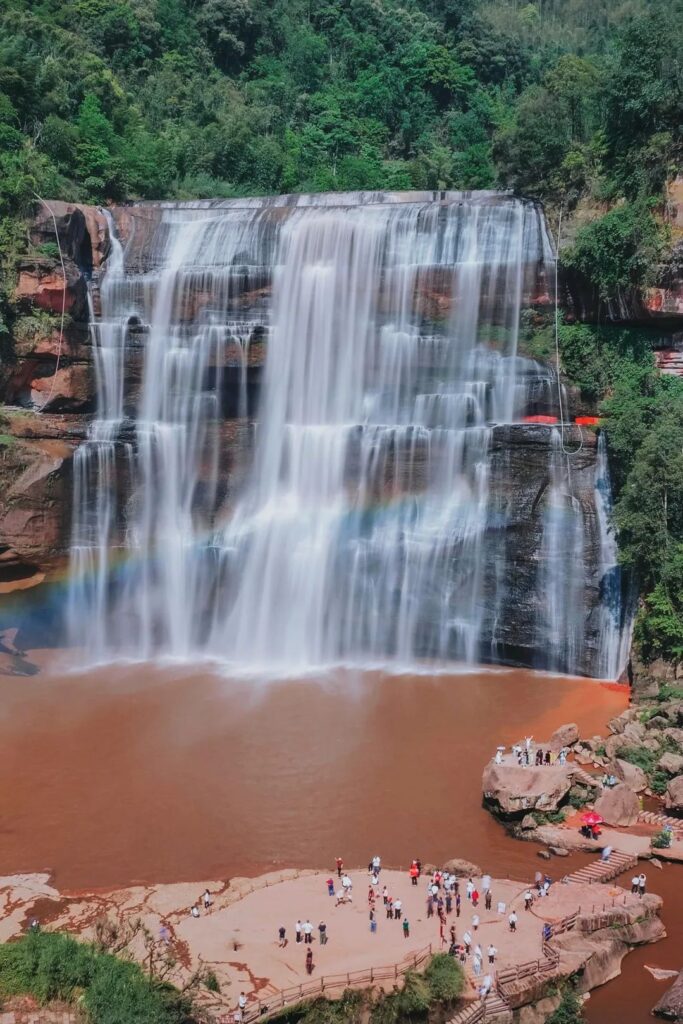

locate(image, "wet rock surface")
[[654, 969, 683, 1021]]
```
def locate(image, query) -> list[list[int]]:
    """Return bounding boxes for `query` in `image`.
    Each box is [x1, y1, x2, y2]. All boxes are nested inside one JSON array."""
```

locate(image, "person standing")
[[336, 857, 343, 878], [445, 892, 452, 914], [472, 952, 482, 976], [372, 855, 381, 875], [410, 863, 419, 886], [306, 949, 313, 975], [295, 920, 302, 943], [450, 924, 456, 945], [484, 891, 492, 911], [386, 897, 394, 920], [370, 908, 377, 934], [456, 893, 461, 917], [631, 875, 640, 895], [480, 974, 493, 999], [482, 874, 491, 894], [427, 897, 434, 918], [382, 885, 389, 905], [509, 910, 517, 932], [203, 889, 212, 911], [639, 873, 647, 896], [462, 930, 472, 954], [238, 993, 247, 1017], [303, 920, 313, 944], [394, 898, 402, 920], [487, 944, 497, 965], [190, 903, 200, 918], [318, 922, 327, 945], [524, 890, 533, 910], [472, 913, 480, 932], [472, 888, 479, 907], [466, 878, 474, 901], [402, 918, 410, 939], [326, 878, 335, 896], [278, 926, 286, 947]]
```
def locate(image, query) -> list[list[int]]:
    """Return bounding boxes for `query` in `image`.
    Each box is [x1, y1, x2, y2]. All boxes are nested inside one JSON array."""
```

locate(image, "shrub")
[[0, 931, 193, 1024], [652, 828, 672, 849], [546, 984, 585, 1024], [424, 954, 465, 1004]]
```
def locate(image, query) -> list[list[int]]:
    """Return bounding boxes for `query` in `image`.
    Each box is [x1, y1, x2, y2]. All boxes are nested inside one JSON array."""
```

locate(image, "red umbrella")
[[581, 812, 603, 826]]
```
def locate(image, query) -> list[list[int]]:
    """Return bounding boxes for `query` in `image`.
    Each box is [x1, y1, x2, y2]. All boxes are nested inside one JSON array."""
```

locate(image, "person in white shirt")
[[509, 911, 517, 932], [190, 903, 200, 918], [303, 920, 313, 943], [472, 952, 482, 975], [466, 879, 474, 899], [524, 890, 533, 910], [238, 994, 247, 1013], [482, 874, 491, 893], [372, 855, 381, 874], [394, 898, 402, 919], [638, 873, 647, 895], [487, 944, 497, 964], [480, 974, 493, 998], [462, 930, 472, 953], [472, 913, 480, 931]]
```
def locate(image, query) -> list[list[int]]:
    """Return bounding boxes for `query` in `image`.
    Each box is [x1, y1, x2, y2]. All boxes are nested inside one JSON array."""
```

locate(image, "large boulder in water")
[[442, 858, 482, 877], [593, 783, 640, 826], [664, 774, 683, 812], [482, 761, 573, 817], [653, 969, 683, 1021], [549, 722, 579, 750]]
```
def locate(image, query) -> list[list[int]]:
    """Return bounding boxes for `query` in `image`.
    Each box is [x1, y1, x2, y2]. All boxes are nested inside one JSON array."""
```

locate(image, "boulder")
[[611, 758, 648, 792], [549, 722, 580, 750], [537, 850, 551, 860], [659, 753, 683, 775], [653, 969, 683, 1021], [520, 814, 537, 830], [664, 775, 683, 813], [663, 703, 683, 726], [593, 784, 641, 826], [623, 721, 646, 744], [549, 846, 569, 856], [442, 858, 482, 877], [482, 762, 573, 817], [605, 734, 628, 759], [663, 728, 683, 746], [645, 715, 670, 731]]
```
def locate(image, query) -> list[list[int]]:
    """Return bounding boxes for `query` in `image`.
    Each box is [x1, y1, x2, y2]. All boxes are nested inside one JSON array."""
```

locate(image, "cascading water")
[[67, 191, 626, 677]]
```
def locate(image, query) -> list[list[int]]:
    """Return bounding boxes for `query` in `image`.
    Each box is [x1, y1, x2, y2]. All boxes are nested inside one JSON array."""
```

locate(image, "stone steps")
[[446, 995, 512, 1024], [638, 810, 682, 834], [568, 765, 603, 790], [563, 849, 638, 885], [655, 350, 683, 376]]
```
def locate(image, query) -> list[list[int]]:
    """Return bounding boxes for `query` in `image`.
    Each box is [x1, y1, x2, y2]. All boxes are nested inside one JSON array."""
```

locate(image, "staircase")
[[563, 849, 638, 885], [568, 765, 602, 790], [638, 810, 682, 835], [446, 992, 512, 1024]]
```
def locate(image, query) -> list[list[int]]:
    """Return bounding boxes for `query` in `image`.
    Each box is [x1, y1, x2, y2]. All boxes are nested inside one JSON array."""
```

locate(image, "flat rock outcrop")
[[654, 969, 683, 1021], [610, 757, 648, 792], [593, 783, 640, 826], [482, 761, 573, 817]]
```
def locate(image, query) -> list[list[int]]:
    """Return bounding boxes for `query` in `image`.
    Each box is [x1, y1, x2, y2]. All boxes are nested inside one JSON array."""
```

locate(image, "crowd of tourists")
[[494, 736, 568, 767]]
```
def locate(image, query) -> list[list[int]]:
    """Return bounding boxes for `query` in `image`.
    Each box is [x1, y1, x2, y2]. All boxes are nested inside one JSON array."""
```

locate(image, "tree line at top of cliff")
[[0, 0, 680, 210]]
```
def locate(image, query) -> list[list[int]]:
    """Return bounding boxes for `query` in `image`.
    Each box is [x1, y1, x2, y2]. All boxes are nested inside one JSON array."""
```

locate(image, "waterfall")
[[594, 432, 631, 679], [66, 191, 625, 677]]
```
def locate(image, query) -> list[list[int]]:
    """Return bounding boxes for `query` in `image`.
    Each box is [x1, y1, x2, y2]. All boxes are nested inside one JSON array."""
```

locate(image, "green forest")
[[1, 0, 683, 666]]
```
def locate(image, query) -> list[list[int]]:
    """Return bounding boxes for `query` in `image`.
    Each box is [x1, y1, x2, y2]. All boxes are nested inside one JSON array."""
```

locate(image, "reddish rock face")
[[15, 258, 88, 320]]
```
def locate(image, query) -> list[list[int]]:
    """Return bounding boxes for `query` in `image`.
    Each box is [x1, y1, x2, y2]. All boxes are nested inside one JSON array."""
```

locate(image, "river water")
[[0, 659, 679, 1019]]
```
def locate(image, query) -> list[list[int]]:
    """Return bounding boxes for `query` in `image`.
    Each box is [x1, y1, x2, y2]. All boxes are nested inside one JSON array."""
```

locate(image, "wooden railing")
[[230, 943, 433, 1023]]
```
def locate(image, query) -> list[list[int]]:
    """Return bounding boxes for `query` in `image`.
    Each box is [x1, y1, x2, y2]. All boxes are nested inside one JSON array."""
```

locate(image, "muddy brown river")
[[0, 658, 678, 1021]]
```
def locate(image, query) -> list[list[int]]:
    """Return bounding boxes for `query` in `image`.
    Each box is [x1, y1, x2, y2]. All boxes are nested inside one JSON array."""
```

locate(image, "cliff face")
[[0, 196, 622, 674]]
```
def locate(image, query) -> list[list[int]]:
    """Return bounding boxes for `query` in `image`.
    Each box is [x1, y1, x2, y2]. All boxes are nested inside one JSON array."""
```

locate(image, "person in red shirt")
[[335, 857, 343, 878], [472, 888, 480, 907]]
